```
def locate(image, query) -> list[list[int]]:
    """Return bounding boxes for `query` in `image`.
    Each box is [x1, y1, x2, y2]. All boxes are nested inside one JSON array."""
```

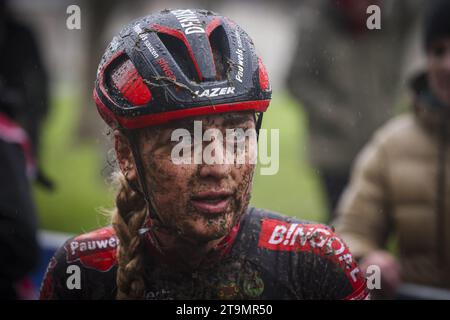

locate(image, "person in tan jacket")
[[334, 0, 450, 298], [286, 0, 422, 219]]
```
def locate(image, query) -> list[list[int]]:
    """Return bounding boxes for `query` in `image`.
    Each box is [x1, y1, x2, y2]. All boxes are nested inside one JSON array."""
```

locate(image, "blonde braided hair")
[[111, 172, 148, 299]]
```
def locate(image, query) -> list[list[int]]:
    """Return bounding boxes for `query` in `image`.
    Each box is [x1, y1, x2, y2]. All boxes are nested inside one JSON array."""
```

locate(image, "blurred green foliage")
[[34, 92, 327, 234]]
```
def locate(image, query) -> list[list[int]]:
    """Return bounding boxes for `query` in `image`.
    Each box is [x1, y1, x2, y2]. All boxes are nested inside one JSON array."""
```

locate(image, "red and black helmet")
[[93, 8, 272, 130]]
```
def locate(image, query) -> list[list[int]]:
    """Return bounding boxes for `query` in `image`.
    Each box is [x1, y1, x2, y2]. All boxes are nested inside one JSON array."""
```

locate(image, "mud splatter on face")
[[137, 111, 256, 244]]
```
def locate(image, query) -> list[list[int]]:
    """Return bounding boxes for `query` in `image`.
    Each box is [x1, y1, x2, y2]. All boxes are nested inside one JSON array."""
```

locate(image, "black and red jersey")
[[39, 208, 369, 300]]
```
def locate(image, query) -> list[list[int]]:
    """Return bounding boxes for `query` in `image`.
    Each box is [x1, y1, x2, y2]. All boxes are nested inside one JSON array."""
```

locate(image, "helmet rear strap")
[[255, 112, 264, 142], [123, 129, 161, 223]]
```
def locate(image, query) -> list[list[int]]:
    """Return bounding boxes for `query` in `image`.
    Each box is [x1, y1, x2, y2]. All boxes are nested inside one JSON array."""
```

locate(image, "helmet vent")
[[209, 25, 230, 81], [157, 32, 200, 83], [109, 58, 152, 106]]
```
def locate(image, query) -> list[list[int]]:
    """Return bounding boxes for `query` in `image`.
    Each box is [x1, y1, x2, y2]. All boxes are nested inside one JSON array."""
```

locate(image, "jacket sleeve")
[[333, 131, 392, 259], [286, 27, 335, 110], [285, 5, 345, 123]]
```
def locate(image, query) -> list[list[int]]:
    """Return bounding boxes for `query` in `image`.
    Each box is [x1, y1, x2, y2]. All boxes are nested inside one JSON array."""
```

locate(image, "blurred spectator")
[[286, 0, 422, 219], [0, 1, 49, 160], [0, 0, 49, 299], [334, 0, 450, 298]]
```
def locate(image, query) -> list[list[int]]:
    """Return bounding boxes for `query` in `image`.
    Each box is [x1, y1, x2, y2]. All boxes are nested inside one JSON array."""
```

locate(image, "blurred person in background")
[[0, 0, 49, 298], [334, 0, 450, 299], [286, 0, 422, 220]]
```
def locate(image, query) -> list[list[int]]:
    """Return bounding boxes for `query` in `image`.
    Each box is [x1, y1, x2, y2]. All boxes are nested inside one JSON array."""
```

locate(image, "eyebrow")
[[222, 112, 254, 127], [146, 112, 255, 147], [163, 112, 254, 130]]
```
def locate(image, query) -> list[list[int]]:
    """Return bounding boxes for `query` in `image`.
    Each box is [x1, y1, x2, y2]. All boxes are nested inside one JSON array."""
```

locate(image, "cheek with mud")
[[143, 155, 192, 227]]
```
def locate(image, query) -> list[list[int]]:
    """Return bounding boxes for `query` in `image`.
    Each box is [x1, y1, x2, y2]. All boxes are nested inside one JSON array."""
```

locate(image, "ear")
[[114, 130, 138, 182]]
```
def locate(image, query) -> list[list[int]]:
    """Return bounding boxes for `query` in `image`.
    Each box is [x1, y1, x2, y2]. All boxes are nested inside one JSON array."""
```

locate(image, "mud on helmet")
[[93, 9, 271, 224], [93, 8, 271, 130]]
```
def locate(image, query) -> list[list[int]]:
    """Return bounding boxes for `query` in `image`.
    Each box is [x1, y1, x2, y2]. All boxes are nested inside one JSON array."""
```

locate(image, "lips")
[[190, 191, 233, 214]]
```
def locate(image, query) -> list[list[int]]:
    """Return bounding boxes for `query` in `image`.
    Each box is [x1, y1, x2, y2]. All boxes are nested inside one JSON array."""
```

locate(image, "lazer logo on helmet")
[[194, 87, 235, 98], [171, 9, 205, 35]]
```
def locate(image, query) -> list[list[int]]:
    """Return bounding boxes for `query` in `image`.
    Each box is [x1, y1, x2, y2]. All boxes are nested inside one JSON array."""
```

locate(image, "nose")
[[198, 162, 232, 180], [197, 131, 232, 180]]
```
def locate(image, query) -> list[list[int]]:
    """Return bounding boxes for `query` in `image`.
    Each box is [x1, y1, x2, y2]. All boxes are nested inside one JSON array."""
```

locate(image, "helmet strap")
[[255, 112, 264, 142], [123, 129, 161, 223]]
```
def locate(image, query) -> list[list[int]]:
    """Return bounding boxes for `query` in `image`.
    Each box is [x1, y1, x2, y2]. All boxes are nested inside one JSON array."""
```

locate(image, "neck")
[[143, 221, 240, 271], [157, 230, 224, 268]]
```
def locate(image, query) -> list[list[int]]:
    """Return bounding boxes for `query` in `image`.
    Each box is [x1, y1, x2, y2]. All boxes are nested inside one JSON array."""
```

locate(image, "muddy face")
[[135, 111, 256, 244], [428, 38, 450, 108]]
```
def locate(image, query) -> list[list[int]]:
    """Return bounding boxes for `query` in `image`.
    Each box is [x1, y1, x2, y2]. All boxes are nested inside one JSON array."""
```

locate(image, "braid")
[[111, 172, 148, 299]]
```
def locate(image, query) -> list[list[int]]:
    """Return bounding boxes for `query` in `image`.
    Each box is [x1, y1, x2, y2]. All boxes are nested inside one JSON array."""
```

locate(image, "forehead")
[[163, 111, 255, 130], [138, 111, 255, 141]]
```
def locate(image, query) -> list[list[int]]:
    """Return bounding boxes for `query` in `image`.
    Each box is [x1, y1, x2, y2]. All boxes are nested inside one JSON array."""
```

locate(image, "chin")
[[185, 215, 235, 243]]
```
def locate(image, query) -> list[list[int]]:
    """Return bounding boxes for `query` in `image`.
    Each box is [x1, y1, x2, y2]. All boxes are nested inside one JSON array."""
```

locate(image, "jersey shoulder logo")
[[64, 226, 118, 272], [258, 218, 368, 296], [258, 219, 338, 253]]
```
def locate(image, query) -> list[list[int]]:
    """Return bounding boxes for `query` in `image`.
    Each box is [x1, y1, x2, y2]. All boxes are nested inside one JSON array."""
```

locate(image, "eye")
[[176, 133, 194, 146], [225, 127, 250, 145], [235, 130, 247, 143]]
